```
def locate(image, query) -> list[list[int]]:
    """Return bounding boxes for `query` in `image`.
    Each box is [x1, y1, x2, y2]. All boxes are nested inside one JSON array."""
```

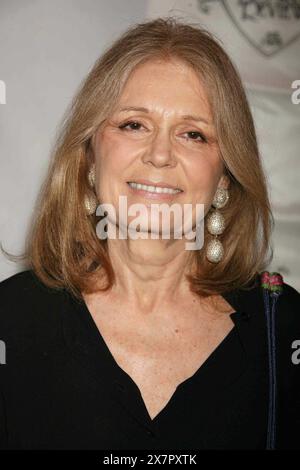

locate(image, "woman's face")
[[92, 58, 229, 238]]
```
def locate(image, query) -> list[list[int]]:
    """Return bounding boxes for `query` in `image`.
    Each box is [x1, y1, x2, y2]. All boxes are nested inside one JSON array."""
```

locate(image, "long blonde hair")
[[4, 16, 274, 299]]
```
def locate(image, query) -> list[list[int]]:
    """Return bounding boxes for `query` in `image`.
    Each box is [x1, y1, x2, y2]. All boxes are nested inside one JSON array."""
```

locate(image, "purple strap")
[[260, 271, 283, 450]]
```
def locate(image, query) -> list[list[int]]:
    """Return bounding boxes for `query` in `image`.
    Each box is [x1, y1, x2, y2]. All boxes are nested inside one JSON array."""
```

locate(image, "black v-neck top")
[[0, 270, 299, 449]]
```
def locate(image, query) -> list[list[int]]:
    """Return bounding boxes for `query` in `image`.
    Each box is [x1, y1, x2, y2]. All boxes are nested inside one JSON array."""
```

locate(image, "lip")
[[126, 179, 183, 191], [126, 180, 183, 201]]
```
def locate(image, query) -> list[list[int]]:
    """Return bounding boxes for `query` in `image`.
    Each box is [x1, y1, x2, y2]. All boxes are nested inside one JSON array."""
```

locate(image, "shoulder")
[[0, 269, 68, 350], [0, 268, 66, 312], [0, 269, 57, 297], [238, 274, 300, 337], [227, 273, 300, 328], [277, 281, 300, 322]]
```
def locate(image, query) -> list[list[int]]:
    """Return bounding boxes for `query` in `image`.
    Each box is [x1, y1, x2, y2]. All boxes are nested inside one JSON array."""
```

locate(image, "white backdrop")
[[1, 0, 300, 289]]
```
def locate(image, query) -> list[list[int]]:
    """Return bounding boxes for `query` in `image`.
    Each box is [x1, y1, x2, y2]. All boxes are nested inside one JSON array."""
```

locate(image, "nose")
[[142, 127, 176, 168]]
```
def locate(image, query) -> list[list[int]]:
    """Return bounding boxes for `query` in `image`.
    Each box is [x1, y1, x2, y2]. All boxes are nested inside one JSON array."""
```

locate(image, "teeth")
[[128, 182, 182, 194]]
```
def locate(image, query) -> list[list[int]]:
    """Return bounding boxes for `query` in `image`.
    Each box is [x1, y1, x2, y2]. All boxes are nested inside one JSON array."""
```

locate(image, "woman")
[[0, 17, 299, 450]]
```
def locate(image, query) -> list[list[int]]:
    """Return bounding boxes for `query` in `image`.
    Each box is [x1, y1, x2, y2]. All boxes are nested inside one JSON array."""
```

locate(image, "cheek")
[[95, 133, 133, 202], [97, 131, 137, 175], [184, 155, 223, 207], [187, 157, 221, 189]]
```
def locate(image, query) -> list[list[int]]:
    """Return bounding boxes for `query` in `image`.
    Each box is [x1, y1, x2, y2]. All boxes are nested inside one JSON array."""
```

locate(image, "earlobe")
[[218, 174, 230, 190]]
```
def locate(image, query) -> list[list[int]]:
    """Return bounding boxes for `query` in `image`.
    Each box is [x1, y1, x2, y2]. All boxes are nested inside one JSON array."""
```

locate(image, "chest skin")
[[82, 292, 236, 420]]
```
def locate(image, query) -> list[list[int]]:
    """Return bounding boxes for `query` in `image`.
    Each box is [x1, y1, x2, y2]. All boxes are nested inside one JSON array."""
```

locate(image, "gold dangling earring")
[[84, 164, 98, 215], [205, 187, 229, 263]]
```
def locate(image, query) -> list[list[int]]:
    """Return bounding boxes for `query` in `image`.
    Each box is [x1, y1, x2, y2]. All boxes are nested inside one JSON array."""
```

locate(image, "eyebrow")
[[116, 106, 211, 125]]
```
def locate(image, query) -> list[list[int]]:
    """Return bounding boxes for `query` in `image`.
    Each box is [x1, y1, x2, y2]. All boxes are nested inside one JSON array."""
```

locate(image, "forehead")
[[116, 58, 212, 117]]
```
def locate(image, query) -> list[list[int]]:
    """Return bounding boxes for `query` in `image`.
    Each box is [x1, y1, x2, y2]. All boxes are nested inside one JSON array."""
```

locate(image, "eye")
[[183, 131, 207, 144], [118, 121, 207, 143], [118, 120, 144, 131]]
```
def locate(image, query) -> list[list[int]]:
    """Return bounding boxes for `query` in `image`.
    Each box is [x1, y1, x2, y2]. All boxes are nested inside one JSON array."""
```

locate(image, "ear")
[[218, 173, 230, 190], [91, 131, 97, 151], [86, 133, 96, 166]]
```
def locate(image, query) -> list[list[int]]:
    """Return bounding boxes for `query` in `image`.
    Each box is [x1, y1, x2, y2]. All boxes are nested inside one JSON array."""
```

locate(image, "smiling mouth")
[[127, 182, 183, 194]]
